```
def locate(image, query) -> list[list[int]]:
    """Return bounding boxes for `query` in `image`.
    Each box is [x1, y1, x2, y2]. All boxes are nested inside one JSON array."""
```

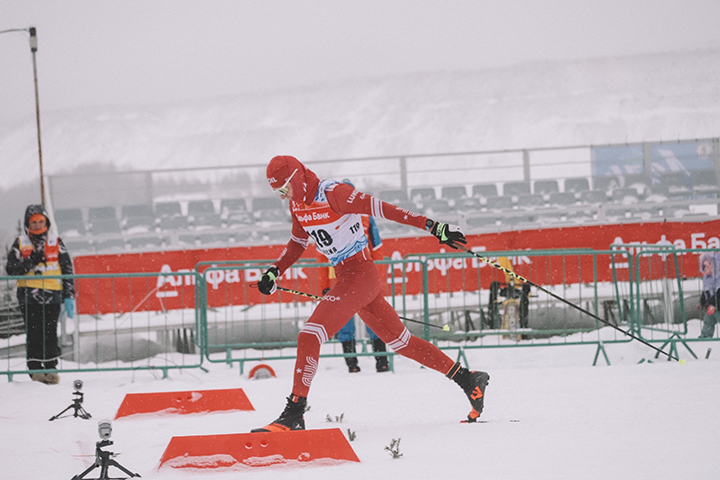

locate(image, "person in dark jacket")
[[5, 205, 75, 384], [699, 252, 720, 338]]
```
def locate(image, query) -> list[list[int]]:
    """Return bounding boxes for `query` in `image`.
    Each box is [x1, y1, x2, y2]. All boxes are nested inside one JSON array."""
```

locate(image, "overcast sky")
[[2, 0, 719, 124]]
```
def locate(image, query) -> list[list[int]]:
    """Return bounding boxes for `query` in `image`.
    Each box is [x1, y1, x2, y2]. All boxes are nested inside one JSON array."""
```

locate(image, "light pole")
[[0, 26, 45, 206], [29, 27, 46, 207]]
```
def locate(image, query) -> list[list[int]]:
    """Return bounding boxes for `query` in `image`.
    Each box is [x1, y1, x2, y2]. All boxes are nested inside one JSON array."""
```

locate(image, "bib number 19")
[[310, 228, 333, 247]]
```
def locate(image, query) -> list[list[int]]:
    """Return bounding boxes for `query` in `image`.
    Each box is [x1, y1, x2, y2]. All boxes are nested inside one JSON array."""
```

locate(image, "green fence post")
[[593, 341, 611, 366]]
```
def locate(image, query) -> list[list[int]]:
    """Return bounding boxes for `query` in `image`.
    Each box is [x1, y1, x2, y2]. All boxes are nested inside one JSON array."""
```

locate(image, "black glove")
[[258, 266, 279, 295], [29, 250, 45, 265], [429, 221, 467, 249]]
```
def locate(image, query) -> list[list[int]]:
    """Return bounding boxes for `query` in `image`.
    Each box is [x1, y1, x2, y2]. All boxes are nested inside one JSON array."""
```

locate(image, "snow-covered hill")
[[2, 49, 719, 190], [1, 49, 719, 246]]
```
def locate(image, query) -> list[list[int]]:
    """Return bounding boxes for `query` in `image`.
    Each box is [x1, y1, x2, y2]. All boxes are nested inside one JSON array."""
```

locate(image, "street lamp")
[[29, 27, 46, 207], [0, 26, 46, 206]]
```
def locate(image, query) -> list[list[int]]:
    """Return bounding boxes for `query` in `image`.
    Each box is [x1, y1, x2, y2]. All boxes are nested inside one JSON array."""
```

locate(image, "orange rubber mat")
[[158, 428, 360, 469], [114, 388, 254, 419]]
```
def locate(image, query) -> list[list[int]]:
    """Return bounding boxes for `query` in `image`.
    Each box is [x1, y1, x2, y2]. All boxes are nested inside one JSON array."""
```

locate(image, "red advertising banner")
[[73, 220, 720, 315]]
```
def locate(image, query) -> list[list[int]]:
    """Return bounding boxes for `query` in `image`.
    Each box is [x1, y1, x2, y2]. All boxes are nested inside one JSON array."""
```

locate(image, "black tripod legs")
[[49, 401, 92, 421], [72, 442, 140, 480], [72, 461, 140, 480]]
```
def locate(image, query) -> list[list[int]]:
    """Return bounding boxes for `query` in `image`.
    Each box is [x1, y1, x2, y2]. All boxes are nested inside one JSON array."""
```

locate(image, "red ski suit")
[[271, 179, 455, 398]]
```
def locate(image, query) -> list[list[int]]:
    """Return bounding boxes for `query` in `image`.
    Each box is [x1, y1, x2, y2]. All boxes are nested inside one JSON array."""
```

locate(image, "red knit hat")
[[266, 155, 319, 205]]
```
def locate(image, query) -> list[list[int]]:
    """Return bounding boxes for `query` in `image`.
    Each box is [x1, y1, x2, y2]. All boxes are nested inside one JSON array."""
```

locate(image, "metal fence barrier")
[[616, 245, 720, 361], [197, 259, 403, 373], [1, 247, 717, 381], [0, 271, 203, 381], [193, 248, 692, 371], [404, 249, 629, 366]]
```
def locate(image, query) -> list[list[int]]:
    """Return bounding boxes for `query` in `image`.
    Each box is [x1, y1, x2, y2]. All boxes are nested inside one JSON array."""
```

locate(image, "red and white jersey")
[[274, 180, 428, 273], [291, 180, 367, 265]]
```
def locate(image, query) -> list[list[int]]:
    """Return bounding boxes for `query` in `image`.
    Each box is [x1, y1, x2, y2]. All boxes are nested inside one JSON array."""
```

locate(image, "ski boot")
[[446, 362, 490, 422], [251, 394, 307, 432]]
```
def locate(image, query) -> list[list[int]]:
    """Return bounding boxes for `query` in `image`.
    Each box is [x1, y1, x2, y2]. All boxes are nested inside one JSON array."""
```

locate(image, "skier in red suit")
[[252, 155, 489, 431]]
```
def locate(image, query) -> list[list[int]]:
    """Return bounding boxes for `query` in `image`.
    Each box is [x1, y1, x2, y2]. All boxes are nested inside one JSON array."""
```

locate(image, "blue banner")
[[591, 140, 714, 182]]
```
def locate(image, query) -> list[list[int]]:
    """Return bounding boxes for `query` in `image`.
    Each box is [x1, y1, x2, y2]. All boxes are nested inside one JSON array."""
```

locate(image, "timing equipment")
[[71, 420, 140, 480], [49, 379, 92, 421]]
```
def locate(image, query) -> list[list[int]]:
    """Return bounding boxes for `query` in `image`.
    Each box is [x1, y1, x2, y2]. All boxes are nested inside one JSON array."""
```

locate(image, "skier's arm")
[[325, 183, 427, 229], [326, 183, 467, 248], [258, 214, 310, 295], [364, 216, 384, 260], [272, 214, 310, 275]]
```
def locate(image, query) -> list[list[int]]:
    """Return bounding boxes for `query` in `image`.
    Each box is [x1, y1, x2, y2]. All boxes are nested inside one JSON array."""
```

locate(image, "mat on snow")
[[114, 388, 254, 418], [158, 429, 360, 469]]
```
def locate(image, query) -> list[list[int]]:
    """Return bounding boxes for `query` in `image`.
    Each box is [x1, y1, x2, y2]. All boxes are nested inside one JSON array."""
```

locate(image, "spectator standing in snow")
[[488, 256, 531, 333], [699, 252, 720, 338], [252, 155, 490, 432], [5, 205, 75, 384]]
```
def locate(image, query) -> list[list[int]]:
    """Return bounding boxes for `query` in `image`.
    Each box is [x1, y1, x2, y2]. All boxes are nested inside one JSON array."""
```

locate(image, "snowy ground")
[[1, 320, 719, 480]]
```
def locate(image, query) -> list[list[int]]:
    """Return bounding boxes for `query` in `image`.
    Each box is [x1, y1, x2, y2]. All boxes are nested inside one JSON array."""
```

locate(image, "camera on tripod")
[[49, 379, 91, 421], [71, 420, 140, 480], [98, 419, 112, 441], [71, 380, 85, 401]]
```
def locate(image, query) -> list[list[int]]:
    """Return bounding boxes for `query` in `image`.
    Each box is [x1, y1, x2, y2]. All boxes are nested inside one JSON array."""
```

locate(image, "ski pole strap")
[[266, 267, 278, 281]]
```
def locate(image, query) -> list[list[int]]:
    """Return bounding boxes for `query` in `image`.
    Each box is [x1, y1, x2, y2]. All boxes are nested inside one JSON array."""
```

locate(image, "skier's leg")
[[290, 259, 383, 397], [360, 295, 490, 420], [358, 296, 453, 372], [252, 261, 382, 432]]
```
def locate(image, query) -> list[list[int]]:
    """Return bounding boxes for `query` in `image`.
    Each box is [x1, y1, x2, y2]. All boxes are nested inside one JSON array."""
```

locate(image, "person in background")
[[699, 252, 720, 338], [253, 155, 489, 432], [325, 179, 389, 373], [488, 257, 531, 332], [5, 205, 75, 384]]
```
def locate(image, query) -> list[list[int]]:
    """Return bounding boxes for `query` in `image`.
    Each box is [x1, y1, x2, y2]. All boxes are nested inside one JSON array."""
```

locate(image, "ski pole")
[[277, 286, 451, 331], [455, 244, 680, 362], [250, 283, 450, 331]]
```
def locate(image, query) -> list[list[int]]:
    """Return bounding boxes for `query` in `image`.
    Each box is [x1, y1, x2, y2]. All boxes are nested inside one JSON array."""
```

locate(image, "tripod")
[[49, 389, 92, 421], [72, 440, 141, 480]]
